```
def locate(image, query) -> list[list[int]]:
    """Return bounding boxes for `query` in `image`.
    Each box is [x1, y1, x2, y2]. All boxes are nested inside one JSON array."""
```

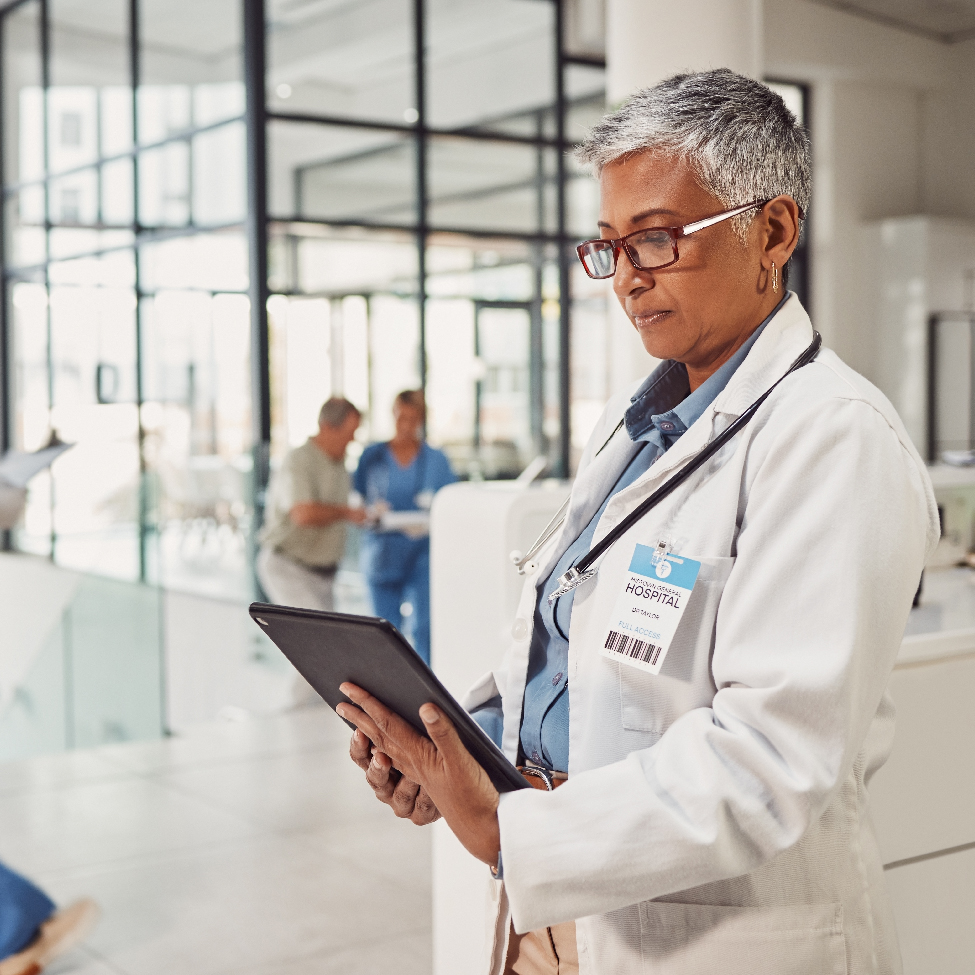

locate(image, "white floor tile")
[[0, 709, 434, 975], [0, 776, 260, 877], [148, 741, 394, 834], [229, 930, 432, 975], [44, 946, 126, 975], [44, 832, 429, 975], [95, 706, 347, 776], [0, 749, 130, 796]]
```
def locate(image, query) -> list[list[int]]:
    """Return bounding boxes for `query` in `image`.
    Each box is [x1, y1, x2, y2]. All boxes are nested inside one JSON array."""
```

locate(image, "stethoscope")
[[510, 331, 823, 611]]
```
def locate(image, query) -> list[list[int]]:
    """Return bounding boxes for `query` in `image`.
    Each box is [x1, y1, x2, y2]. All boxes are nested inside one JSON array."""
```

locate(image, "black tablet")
[[249, 602, 528, 793]]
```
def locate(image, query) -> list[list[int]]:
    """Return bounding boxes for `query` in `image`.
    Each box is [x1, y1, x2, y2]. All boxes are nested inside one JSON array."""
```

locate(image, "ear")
[[757, 195, 802, 271]]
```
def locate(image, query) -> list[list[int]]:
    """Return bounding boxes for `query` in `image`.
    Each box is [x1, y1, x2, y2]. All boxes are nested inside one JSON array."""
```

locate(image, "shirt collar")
[[624, 292, 790, 444]]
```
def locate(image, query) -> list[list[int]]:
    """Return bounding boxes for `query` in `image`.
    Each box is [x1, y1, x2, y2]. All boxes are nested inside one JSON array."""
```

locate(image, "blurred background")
[[0, 2, 973, 974]]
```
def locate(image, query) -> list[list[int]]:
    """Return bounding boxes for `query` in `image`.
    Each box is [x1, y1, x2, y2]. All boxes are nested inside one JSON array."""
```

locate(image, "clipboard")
[[249, 602, 528, 793]]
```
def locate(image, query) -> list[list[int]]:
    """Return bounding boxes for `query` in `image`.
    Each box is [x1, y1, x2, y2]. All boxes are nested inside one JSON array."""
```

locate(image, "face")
[[393, 402, 424, 440], [319, 412, 360, 458], [597, 151, 798, 381]]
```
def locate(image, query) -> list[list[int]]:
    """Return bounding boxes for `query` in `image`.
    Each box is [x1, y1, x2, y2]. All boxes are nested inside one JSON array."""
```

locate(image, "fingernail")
[[420, 705, 439, 723]]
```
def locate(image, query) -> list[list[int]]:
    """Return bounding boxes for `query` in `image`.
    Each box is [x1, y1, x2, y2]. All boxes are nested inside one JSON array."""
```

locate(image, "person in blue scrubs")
[[0, 861, 98, 973], [353, 390, 456, 665]]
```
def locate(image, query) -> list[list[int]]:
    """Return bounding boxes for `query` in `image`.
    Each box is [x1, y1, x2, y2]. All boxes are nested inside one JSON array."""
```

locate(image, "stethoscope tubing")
[[568, 331, 822, 579]]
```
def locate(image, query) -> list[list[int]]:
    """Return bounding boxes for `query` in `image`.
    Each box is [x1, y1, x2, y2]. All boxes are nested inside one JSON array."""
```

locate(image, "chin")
[[633, 322, 684, 362]]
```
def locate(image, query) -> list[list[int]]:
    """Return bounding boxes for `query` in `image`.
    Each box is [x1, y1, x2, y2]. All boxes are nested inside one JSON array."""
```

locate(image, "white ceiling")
[[810, 0, 975, 42]]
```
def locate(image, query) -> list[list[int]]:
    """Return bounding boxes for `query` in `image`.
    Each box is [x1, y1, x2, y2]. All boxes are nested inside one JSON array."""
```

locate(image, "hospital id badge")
[[600, 543, 701, 674]]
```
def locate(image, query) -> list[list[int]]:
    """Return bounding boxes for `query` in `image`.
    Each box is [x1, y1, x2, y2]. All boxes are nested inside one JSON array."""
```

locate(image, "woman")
[[338, 70, 938, 975], [353, 390, 455, 664]]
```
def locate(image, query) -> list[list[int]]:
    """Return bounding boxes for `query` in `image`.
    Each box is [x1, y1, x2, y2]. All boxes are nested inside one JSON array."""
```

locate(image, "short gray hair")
[[576, 69, 810, 238], [318, 397, 360, 429]]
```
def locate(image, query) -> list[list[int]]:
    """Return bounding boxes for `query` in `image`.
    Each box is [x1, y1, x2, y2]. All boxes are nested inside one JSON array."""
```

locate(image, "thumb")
[[420, 704, 464, 760]]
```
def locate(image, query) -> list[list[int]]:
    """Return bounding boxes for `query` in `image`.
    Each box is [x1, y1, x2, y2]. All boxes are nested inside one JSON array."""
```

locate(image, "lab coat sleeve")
[[496, 394, 937, 932]]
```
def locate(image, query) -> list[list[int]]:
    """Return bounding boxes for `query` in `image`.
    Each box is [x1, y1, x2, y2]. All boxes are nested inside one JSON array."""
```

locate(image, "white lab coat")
[[463, 294, 939, 975]]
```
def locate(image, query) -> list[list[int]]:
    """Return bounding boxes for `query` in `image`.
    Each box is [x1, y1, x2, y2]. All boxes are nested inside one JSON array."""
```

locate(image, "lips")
[[632, 310, 672, 328]]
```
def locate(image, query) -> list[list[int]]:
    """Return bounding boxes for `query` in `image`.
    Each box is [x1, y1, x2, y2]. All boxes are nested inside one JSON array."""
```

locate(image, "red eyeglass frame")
[[576, 198, 804, 279]]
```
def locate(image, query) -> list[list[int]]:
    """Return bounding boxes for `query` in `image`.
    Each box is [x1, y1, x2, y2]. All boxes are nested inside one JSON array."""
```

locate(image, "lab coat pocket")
[[638, 900, 847, 975], [618, 556, 735, 732]]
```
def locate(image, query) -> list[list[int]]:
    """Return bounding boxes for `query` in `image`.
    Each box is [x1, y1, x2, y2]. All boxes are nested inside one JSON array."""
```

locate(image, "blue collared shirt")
[[473, 298, 787, 771]]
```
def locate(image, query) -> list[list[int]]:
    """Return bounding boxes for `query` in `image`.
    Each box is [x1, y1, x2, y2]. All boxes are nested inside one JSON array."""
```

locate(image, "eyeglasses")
[[576, 199, 772, 280]]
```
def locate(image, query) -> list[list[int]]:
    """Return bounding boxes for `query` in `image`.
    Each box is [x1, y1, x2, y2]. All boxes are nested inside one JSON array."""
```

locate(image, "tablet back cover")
[[250, 603, 526, 792]]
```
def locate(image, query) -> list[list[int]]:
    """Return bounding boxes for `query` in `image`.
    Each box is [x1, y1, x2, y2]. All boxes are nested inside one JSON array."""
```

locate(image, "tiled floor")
[[0, 706, 432, 975]]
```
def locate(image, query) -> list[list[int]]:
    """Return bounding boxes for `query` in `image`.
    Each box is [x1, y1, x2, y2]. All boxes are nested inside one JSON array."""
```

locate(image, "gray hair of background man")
[[318, 397, 360, 429], [576, 69, 811, 241]]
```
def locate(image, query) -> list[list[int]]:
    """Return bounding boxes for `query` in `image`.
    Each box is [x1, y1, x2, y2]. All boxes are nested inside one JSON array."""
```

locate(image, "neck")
[[313, 431, 343, 461], [684, 292, 782, 392], [391, 434, 420, 449]]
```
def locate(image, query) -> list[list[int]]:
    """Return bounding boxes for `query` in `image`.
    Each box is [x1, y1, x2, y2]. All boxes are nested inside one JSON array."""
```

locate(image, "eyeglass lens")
[[579, 229, 677, 279]]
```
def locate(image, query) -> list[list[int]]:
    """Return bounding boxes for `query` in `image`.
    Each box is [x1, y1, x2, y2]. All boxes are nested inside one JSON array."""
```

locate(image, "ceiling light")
[[276, 83, 292, 99], [403, 107, 419, 123]]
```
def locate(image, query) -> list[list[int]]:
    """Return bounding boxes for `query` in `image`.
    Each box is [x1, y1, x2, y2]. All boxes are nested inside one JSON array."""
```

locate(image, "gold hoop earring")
[[771, 262, 778, 293]]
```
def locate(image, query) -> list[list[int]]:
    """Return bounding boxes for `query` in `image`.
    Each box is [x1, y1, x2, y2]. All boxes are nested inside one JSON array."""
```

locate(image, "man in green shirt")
[[257, 397, 365, 612]]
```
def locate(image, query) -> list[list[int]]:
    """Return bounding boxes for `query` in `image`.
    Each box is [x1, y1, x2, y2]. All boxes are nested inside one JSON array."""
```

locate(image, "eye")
[[631, 229, 672, 247]]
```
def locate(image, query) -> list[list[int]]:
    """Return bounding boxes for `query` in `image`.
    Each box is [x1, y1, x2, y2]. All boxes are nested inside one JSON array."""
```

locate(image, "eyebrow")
[[597, 207, 682, 231]]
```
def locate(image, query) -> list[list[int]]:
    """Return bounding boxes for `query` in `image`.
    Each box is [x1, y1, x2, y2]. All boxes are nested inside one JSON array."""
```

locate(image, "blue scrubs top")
[[473, 298, 786, 770], [352, 441, 456, 583]]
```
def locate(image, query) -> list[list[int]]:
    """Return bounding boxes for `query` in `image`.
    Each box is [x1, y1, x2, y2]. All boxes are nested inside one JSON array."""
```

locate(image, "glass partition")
[[266, 0, 413, 126], [0, 0, 633, 757], [426, 0, 555, 134]]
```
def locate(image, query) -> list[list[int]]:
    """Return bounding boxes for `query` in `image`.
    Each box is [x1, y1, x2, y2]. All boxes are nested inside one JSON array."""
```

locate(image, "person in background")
[[353, 390, 455, 665], [0, 863, 99, 975], [257, 397, 366, 613]]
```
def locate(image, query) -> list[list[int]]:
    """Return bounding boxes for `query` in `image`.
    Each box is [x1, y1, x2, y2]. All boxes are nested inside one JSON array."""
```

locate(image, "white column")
[[607, 0, 763, 103]]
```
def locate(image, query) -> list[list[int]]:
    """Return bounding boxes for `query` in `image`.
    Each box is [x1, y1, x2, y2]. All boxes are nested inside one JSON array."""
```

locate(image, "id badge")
[[600, 542, 701, 674]]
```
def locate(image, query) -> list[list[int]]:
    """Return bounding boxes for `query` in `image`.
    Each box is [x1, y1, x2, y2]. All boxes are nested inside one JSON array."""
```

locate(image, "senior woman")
[[336, 69, 938, 975]]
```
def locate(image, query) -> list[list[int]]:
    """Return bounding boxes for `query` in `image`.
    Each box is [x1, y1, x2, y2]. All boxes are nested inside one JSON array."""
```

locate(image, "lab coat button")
[[532, 750, 540, 762], [511, 618, 529, 641], [659, 420, 675, 432]]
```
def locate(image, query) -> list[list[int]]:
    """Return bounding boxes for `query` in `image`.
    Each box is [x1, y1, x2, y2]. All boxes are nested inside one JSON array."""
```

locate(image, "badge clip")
[[548, 565, 598, 604]]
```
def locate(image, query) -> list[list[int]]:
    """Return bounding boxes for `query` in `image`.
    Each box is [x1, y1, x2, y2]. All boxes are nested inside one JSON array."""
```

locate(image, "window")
[[2, 0, 610, 596]]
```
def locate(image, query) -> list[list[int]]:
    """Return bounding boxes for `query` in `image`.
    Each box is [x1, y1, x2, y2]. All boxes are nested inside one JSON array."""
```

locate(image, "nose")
[[612, 244, 655, 302]]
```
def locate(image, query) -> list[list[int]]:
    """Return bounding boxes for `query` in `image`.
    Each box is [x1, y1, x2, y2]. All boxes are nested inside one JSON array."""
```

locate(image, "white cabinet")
[[864, 216, 975, 457], [430, 480, 569, 975]]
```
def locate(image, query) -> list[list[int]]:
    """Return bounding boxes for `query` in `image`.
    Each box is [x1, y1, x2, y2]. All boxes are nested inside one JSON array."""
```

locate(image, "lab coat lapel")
[[536, 295, 815, 577], [535, 425, 641, 583], [606, 295, 816, 500]]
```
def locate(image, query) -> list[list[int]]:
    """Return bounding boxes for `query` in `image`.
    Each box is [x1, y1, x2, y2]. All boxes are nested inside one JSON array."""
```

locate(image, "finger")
[[419, 704, 469, 766], [365, 750, 400, 802], [339, 688, 436, 777], [389, 777, 421, 819], [341, 684, 426, 749], [336, 703, 390, 756], [410, 787, 441, 826], [350, 729, 371, 770]]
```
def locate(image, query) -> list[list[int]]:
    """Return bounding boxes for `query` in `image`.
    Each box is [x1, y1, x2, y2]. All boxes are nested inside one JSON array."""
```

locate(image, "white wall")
[[604, 0, 975, 395], [764, 0, 975, 386]]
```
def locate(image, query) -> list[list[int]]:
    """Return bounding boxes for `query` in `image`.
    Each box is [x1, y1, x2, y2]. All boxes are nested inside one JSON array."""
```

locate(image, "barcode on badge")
[[604, 629, 662, 666]]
